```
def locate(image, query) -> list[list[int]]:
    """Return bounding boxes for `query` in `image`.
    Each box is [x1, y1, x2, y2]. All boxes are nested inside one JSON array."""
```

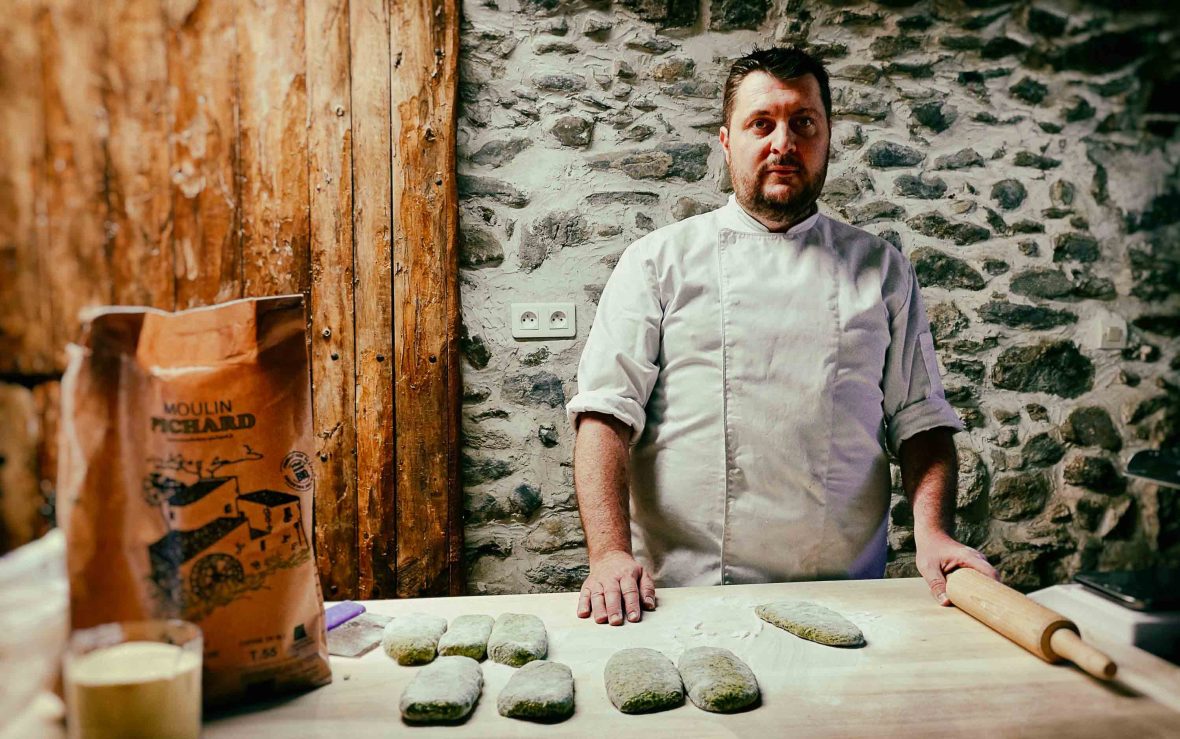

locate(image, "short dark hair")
[[722, 47, 832, 128]]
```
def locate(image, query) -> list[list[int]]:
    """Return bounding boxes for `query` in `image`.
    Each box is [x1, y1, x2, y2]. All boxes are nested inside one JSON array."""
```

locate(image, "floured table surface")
[[205, 578, 1180, 738]]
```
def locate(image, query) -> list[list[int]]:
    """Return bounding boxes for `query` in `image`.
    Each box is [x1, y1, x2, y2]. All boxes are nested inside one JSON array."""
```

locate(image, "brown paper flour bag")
[[58, 295, 331, 707]]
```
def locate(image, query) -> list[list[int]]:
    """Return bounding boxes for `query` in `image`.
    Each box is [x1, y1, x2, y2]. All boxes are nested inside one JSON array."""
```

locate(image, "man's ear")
[[719, 126, 729, 163]]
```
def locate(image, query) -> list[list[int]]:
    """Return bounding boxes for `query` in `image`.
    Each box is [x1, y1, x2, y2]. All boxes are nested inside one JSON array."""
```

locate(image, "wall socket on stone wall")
[[511, 302, 576, 339], [1090, 314, 1129, 350]]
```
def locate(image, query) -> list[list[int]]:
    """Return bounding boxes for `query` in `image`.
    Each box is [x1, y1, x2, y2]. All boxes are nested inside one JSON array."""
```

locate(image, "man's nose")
[[769, 123, 796, 156]]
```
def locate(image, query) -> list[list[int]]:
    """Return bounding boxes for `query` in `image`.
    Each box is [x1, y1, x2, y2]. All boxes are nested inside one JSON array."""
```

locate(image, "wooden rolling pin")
[[946, 568, 1117, 681]]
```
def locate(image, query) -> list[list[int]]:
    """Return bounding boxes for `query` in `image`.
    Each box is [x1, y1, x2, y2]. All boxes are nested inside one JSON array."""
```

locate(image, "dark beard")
[[733, 156, 828, 227]]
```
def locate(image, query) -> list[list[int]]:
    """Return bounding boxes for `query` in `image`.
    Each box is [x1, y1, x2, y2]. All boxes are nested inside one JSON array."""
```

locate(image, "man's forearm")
[[573, 413, 633, 560], [898, 427, 958, 543]]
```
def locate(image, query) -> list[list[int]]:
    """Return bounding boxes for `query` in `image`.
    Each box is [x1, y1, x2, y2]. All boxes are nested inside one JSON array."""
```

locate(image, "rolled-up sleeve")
[[882, 262, 964, 456], [566, 240, 662, 444]]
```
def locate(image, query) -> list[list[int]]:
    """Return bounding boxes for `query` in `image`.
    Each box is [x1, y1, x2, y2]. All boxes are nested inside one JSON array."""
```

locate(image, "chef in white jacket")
[[566, 47, 998, 627]]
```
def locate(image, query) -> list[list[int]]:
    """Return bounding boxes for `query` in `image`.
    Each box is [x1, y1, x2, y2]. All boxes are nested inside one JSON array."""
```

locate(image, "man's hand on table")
[[576, 550, 657, 626], [915, 530, 998, 606]]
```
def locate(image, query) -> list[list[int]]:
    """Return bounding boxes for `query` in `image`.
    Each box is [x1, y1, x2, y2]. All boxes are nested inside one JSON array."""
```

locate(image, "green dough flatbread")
[[497, 660, 575, 721], [399, 655, 483, 723], [677, 647, 760, 713], [755, 600, 865, 647], [382, 613, 448, 665], [604, 648, 684, 714], [488, 613, 547, 667], [438, 614, 494, 660]]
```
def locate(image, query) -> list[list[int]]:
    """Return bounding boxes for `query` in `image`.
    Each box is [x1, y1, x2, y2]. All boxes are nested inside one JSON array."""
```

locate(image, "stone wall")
[[455, 0, 1180, 594]]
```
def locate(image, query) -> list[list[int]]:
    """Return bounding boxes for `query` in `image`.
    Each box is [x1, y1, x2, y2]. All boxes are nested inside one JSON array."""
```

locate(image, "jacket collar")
[[720, 194, 822, 237]]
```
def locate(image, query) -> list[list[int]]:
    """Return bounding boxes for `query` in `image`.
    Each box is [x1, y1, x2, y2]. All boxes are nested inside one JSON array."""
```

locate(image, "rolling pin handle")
[[1048, 627, 1117, 681]]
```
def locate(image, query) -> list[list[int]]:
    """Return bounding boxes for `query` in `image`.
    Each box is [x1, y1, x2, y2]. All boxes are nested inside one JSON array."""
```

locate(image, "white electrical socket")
[[511, 302, 576, 339]]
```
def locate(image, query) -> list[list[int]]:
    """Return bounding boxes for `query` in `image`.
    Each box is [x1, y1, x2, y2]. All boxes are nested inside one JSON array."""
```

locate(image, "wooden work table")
[[202, 578, 1180, 738]]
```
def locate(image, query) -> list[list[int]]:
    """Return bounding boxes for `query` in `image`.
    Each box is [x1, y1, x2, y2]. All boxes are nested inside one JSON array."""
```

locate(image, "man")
[[565, 47, 997, 627]]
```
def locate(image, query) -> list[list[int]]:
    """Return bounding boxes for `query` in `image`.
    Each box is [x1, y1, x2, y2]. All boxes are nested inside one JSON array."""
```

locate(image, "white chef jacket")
[[566, 194, 963, 587]]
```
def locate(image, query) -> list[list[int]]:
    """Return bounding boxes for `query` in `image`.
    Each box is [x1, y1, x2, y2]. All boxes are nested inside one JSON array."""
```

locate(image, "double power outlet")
[[511, 302, 576, 339]]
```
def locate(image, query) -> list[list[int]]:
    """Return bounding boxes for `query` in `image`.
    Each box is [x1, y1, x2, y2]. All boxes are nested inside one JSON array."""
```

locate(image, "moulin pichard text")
[[151, 400, 256, 434]]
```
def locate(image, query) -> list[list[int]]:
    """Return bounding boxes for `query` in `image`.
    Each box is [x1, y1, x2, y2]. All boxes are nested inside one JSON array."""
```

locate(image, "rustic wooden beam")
[[307, 0, 359, 600], [102, 0, 175, 309], [236, 0, 310, 298], [390, 0, 463, 598], [0, 0, 53, 375], [0, 384, 44, 553], [38, 0, 113, 369], [166, 0, 242, 309], [352, 0, 396, 599]]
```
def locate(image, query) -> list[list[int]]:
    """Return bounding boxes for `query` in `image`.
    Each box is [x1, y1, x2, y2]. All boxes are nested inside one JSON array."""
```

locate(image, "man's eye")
[[796, 117, 815, 128], [752, 120, 769, 130]]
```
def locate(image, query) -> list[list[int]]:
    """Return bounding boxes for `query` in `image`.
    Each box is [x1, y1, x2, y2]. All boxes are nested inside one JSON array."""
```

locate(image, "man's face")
[[720, 71, 831, 227]]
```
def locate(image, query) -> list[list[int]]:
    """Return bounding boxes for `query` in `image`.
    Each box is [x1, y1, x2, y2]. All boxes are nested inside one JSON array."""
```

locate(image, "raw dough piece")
[[497, 660, 575, 721], [382, 613, 448, 665], [755, 600, 865, 647], [488, 613, 548, 667], [438, 614, 494, 660], [677, 647, 760, 713], [399, 655, 483, 723], [604, 648, 684, 714]]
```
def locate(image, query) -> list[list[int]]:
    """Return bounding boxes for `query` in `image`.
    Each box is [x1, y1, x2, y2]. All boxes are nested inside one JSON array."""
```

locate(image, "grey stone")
[[588, 143, 710, 182], [497, 660, 575, 721], [1010, 219, 1045, 233], [709, 0, 770, 31], [1130, 247, 1180, 302], [1053, 232, 1100, 263], [521, 347, 549, 367], [1026, 404, 1049, 422], [833, 87, 890, 121], [832, 64, 882, 85], [459, 175, 529, 207], [1028, 7, 1067, 37], [756, 600, 866, 647], [1063, 455, 1125, 493], [460, 332, 491, 369], [662, 79, 722, 99], [821, 175, 871, 208], [911, 247, 986, 290], [940, 35, 982, 51], [503, 371, 565, 408], [400, 656, 483, 723], [538, 424, 559, 447], [533, 74, 586, 93], [898, 13, 934, 31], [993, 341, 1093, 398], [991, 472, 1050, 521], [550, 116, 594, 147], [471, 138, 532, 167], [650, 56, 695, 82], [672, 197, 721, 220], [1062, 96, 1096, 122], [1070, 271, 1116, 300], [977, 301, 1077, 329], [1047, 29, 1147, 75], [864, 141, 925, 168], [937, 149, 981, 171], [462, 452, 514, 486], [849, 200, 905, 225], [585, 191, 660, 206], [1022, 433, 1065, 468], [678, 647, 760, 713], [894, 174, 948, 199], [1014, 151, 1061, 169], [958, 447, 989, 513], [522, 511, 585, 553], [605, 648, 684, 714], [886, 61, 935, 78], [946, 358, 985, 383], [1132, 314, 1180, 338], [489, 613, 548, 667], [625, 36, 677, 54], [983, 259, 1009, 276], [928, 302, 968, 342], [519, 210, 590, 272], [525, 551, 589, 591], [911, 101, 958, 133], [871, 35, 921, 60], [536, 41, 579, 55], [438, 614, 495, 660], [1018, 240, 1039, 257], [383, 613, 449, 666], [907, 212, 990, 245], [617, 0, 698, 27], [1062, 407, 1122, 451], [981, 36, 1026, 60], [460, 227, 505, 269], [991, 179, 1027, 210], [1009, 77, 1049, 105], [464, 426, 513, 451], [1010, 268, 1073, 299]]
